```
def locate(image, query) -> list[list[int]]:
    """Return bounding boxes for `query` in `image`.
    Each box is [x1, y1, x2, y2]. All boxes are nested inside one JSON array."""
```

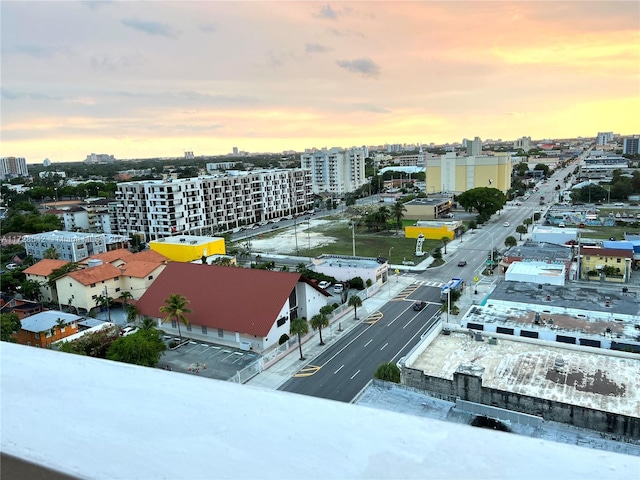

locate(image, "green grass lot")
[[237, 216, 444, 261], [580, 222, 640, 240]]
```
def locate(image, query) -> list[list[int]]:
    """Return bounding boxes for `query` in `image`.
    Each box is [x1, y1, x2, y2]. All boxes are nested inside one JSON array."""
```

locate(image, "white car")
[[503, 222, 510, 227], [5, 263, 19, 270], [120, 326, 139, 337], [333, 284, 344, 294], [318, 281, 331, 290]]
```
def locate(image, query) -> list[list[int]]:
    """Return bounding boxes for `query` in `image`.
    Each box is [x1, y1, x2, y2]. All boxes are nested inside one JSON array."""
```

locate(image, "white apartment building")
[[465, 137, 482, 156], [300, 147, 367, 196], [112, 169, 313, 240], [513, 136, 532, 152], [596, 132, 614, 145], [0, 156, 29, 180], [24, 231, 107, 262]]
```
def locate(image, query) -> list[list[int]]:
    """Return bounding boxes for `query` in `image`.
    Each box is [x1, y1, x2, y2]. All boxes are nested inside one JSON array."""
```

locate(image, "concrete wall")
[[401, 365, 640, 439]]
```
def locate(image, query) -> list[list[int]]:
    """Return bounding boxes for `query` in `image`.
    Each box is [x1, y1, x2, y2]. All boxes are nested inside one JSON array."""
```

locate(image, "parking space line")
[[334, 365, 344, 374], [350, 370, 360, 379], [381, 342, 388, 350], [364, 339, 372, 347]]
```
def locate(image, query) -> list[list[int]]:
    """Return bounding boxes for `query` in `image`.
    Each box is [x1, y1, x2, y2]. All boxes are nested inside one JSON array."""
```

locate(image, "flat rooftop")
[[488, 280, 640, 318], [409, 332, 640, 417], [315, 255, 383, 269], [504, 242, 573, 261], [406, 198, 448, 206]]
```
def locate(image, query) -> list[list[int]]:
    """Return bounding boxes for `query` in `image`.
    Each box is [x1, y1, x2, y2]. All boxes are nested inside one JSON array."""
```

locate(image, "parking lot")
[[160, 338, 261, 381]]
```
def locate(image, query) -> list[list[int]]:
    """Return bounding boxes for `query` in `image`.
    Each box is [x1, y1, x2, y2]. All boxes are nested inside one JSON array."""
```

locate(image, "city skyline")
[[1, 1, 638, 163]]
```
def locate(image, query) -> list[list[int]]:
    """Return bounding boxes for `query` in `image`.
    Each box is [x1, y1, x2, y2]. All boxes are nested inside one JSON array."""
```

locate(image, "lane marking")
[[334, 365, 344, 374], [364, 339, 372, 347], [293, 364, 322, 378], [351, 370, 361, 379], [381, 343, 388, 350]]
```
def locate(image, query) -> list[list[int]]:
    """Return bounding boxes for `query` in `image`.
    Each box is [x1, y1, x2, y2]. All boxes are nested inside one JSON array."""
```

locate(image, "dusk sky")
[[1, 1, 638, 163]]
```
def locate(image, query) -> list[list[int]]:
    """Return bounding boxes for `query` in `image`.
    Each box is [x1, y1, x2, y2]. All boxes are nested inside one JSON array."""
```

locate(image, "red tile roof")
[[23, 259, 70, 277], [67, 263, 123, 286], [136, 263, 326, 337], [81, 248, 134, 265], [120, 261, 165, 278], [131, 250, 168, 263]]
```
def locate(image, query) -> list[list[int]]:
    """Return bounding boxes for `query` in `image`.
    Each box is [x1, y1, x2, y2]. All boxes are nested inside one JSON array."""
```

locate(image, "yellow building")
[[405, 220, 462, 240], [425, 152, 512, 195], [579, 246, 633, 283], [149, 235, 226, 263]]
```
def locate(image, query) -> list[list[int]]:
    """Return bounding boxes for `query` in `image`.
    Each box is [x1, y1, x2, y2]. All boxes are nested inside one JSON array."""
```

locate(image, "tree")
[[515, 225, 528, 240], [374, 362, 401, 383], [57, 325, 119, 358], [441, 236, 450, 254], [309, 313, 329, 346], [504, 236, 517, 248], [348, 295, 363, 319], [106, 329, 166, 367], [523, 218, 533, 230], [126, 304, 139, 324], [141, 317, 157, 330], [1, 313, 21, 342], [533, 163, 550, 177], [43, 246, 60, 259], [159, 293, 192, 344], [390, 201, 406, 232], [457, 187, 507, 218], [432, 246, 442, 261], [289, 316, 309, 360], [20, 279, 43, 302], [119, 291, 133, 309]]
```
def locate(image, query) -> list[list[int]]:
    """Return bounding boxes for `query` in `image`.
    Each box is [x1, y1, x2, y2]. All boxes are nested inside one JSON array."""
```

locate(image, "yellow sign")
[[474, 276, 479, 283], [395, 269, 399, 275]]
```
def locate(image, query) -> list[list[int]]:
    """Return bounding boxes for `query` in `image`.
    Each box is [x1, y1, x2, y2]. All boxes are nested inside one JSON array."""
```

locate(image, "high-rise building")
[[232, 147, 239, 155], [301, 147, 367, 195], [112, 169, 313, 240], [513, 136, 532, 152], [0, 156, 29, 180], [466, 137, 482, 156], [84, 153, 115, 164], [425, 152, 512, 194], [622, 136, 639, 155], [596, 132, 614, 145]]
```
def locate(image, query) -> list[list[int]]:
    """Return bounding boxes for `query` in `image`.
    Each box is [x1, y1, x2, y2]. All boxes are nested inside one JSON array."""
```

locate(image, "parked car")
[[333, 284, 344, 294], [457, 260, 467, 267], [5, 263, 19, 270], [318, 281, 331, 290], [412, 301, 427, 311], [120, 326, 139, 337], [503, 222, 510, 227]]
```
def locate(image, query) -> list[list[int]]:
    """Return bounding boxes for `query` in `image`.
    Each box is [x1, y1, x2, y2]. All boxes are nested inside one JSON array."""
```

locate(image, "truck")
[[440, 277, 464, 301]]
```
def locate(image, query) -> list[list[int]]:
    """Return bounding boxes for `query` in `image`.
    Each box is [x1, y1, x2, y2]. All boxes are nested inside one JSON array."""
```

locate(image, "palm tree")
[[376, 206, 391, 231], [348, 295, 363, 319], [125, 303, 139, 325], [390, 201, 406, 233], [441, 236, 450, 254], [309, 313, 329, 346], [141, 317, 156, 330], [119, 291, 133, 309], [159, 294, 192, 344], [289, 317, 309, 360]]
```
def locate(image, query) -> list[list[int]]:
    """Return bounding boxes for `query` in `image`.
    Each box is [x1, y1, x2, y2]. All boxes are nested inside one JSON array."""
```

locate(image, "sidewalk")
[[247, 275, 416, 390]]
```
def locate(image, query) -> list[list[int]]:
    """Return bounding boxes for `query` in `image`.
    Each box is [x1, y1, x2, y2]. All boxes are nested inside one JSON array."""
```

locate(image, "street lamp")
[[350, 222, 356, 256], [388, 246, 394, 263]]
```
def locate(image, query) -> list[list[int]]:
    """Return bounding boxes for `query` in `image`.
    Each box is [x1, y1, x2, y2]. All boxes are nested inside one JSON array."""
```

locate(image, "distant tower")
[[466, 137, 482, 156], [232, 147, 239, 155], [43, 158, 51, 167], [184, 151, 194, 159]]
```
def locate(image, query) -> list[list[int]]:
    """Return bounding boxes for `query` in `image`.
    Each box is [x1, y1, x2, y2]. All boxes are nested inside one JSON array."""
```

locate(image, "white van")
[[333, 284, 344, 294]]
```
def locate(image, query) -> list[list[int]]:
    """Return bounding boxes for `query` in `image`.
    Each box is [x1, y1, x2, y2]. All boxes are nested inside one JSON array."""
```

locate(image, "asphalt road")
[[279, 284, 441, 402]]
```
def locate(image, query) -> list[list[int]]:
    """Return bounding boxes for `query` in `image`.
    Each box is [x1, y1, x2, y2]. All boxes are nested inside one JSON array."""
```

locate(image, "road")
[[279, 284, 441, 402]]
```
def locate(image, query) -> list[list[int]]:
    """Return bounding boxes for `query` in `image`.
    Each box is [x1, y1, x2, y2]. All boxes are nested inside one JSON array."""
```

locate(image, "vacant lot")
[[233, 216, 441, 261]]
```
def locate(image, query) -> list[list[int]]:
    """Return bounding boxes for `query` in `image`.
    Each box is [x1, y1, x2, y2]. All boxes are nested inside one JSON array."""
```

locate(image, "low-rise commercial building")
[[149, 235, 226, 263]]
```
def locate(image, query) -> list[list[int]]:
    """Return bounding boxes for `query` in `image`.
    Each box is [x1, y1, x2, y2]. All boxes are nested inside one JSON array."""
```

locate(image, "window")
[[217, 328, 223, 337], [171, 320, 177, 329], [616, 258, 621, 263], [202, 326, 208, 335], [148, 275, 153, 280], [186, 324, 192, 332], [115, 288, 121, 292], [277, 317, 286, 327], [92, 295, 97, 300], [90, 283, 96, 288], [35, 332, 40, 339]]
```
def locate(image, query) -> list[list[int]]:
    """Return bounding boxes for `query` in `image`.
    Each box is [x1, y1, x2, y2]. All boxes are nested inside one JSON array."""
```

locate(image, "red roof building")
[[136, 263, 331, 352]]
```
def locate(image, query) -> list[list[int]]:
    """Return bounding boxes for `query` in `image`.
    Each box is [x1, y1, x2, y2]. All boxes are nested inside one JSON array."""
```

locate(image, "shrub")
[[366, 279, 372, 287], [374, 362, 401, 383], [278, 333, 290, 345], [349, 277, 365, 290]]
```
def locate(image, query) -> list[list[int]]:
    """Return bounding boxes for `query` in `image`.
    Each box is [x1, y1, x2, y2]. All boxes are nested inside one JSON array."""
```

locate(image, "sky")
[[1, 1, 638, 163]]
